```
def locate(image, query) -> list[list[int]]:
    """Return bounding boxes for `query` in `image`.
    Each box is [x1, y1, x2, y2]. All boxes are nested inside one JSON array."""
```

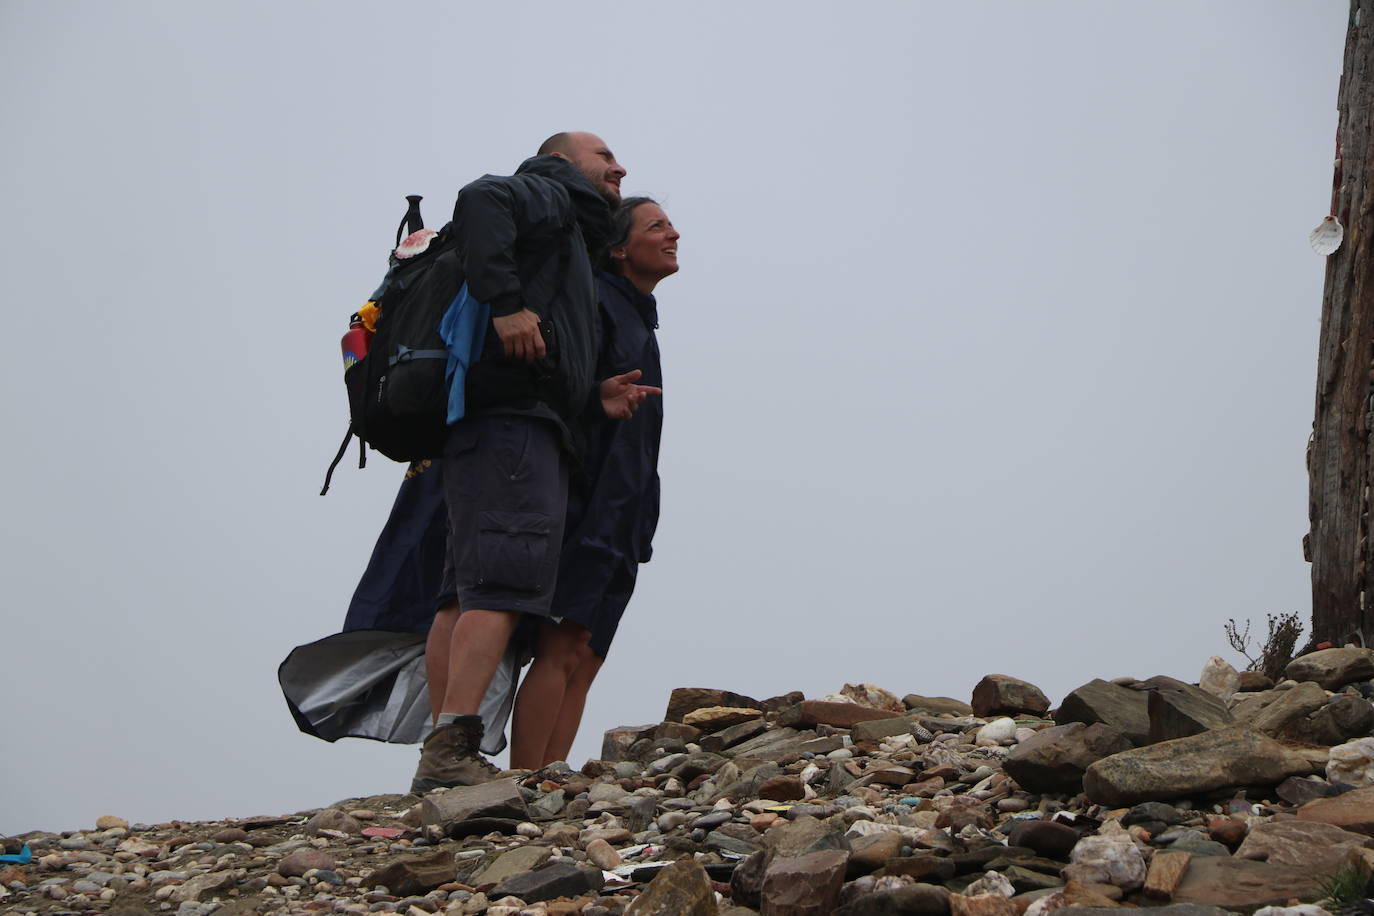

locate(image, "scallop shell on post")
[[1310, 215, 1344, 255]]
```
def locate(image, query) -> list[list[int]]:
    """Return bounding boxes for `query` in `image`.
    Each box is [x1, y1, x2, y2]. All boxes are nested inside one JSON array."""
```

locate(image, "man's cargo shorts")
[[438, 415, 569, 616]]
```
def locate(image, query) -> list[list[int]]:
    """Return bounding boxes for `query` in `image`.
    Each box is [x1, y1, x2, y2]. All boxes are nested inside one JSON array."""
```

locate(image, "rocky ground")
[[9, 648, 1374, 916]]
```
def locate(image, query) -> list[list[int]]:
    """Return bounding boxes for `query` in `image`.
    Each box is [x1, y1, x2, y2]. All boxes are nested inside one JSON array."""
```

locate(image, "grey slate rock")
[[1145, 676, 1233, 744], [1002, 722, 1132, 793], [420, 779, 528, 830], [700, 719, 769, 754], [1055, 679, 1151, 746], [489, 860, 604, 903], [1167, 829, 1233, 857], [1276, 775, 1340, 806], [727, 727, 817, 760], [706, 829, 763, 855], [1321, 694, 1374, 740]]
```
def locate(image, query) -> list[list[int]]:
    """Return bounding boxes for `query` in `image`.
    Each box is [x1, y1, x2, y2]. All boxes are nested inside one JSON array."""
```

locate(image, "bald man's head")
[[536, 131, 626, 205]]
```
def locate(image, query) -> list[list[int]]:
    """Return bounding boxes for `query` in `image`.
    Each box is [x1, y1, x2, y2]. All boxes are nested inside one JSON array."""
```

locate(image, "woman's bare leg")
[[509, 620, 597, 769], [542, 651, 604, 766]]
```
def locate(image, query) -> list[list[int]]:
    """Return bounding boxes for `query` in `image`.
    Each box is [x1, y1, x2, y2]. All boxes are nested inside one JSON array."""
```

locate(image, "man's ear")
[[611, 248, 627, 260], [547, 151, 569, 161]]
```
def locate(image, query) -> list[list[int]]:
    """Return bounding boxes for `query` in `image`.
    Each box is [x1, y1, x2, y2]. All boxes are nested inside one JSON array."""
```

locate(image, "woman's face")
[[618, 203, 680, 284]]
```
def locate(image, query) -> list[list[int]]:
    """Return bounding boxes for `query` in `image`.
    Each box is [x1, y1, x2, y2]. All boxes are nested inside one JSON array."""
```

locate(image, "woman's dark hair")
[[599, 197, 658, 273]]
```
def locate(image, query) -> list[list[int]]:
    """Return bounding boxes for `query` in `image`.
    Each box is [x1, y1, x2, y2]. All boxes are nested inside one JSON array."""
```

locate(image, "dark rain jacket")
[[564, 270, 664, 564], [455, 155, 613, 451]]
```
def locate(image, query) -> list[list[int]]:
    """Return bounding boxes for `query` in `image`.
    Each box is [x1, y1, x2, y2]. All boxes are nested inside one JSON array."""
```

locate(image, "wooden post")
[[1309, 0, 1374, 645]]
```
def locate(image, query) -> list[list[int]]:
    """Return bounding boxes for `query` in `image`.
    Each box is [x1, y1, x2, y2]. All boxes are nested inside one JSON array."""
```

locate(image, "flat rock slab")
[[700, 718, 770, 753], [368, 848, 456, 896], [421, 779, 528, 830], [1170, 856, 1321, 913], [903, 694, 973, 716], [1143, 850, 1191, 900], [1082, 726, 1312, 806], [784, 700, 904, 729], [683, 706, 764, 732], [1286, 647, 1374, 689], [489, 860, 604, 904], [1235, 818, 1372, 871], [472, 844, 552, 886], [852, 716, 920, 743], [665, 688, 761, 722], [1297, 784, 1374, 836], [726, 727, 818, 761]]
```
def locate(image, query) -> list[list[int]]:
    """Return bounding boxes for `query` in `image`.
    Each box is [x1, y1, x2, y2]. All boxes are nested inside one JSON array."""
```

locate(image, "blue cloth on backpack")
[[438, 282, 490, 424]]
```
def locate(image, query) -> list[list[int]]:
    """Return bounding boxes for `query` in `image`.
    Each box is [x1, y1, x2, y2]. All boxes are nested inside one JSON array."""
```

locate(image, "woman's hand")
[[600, 369, 662, 419]]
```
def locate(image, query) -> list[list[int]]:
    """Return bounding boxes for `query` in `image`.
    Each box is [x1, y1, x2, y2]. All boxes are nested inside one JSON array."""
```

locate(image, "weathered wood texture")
[[1310, 0, 1374, 644]]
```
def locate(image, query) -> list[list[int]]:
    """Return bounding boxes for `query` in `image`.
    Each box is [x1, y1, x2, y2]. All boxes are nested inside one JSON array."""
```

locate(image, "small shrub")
[[1224, 612, 1305, 681]]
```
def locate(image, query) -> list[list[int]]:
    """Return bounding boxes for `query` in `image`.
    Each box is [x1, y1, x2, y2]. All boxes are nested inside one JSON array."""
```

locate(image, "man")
[[412, 132, 659, 792]]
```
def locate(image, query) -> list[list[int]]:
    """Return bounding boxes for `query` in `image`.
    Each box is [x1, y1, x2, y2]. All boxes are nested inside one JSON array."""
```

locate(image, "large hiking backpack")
[[321, 196, 464, 494]]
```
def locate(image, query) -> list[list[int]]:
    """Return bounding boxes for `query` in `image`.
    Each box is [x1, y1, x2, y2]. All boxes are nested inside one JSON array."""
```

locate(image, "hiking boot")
[[409, 715, 501, 794]]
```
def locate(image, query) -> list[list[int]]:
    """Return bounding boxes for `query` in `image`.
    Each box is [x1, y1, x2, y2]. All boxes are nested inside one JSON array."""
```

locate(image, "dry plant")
[[1224, 612, 1306, 682]]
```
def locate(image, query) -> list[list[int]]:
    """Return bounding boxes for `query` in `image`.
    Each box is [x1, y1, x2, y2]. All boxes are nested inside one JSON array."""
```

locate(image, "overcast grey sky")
[[1, 1, 1348, 834]]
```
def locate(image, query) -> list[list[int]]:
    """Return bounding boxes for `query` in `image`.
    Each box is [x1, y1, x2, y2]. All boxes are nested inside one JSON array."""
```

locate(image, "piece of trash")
[[0, 844, 32, 864], [360, 827, 404, 839], [1311, 215, 1344, 255]]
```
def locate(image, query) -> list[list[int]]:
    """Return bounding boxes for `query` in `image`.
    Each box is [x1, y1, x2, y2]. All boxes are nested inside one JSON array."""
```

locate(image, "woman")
[[508, 198, 681, 768]]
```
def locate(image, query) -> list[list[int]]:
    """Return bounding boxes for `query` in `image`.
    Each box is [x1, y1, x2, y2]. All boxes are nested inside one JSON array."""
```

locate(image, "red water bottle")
[[341, 313, 373, 372]]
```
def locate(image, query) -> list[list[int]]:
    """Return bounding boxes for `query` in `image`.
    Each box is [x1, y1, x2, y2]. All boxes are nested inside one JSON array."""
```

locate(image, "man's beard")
[[579, 167, 620, 206]]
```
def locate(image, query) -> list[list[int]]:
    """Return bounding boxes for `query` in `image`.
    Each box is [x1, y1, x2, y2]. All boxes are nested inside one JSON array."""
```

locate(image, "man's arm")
[[452, 175, 571, 361]]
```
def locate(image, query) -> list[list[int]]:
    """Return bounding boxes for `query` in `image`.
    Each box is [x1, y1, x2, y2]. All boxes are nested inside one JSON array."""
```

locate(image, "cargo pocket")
[[476, 510, 552, 592]]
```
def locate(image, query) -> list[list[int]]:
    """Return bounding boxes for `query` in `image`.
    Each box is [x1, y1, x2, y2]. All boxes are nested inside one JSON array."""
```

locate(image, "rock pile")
[[8, 649, 1374, 915]]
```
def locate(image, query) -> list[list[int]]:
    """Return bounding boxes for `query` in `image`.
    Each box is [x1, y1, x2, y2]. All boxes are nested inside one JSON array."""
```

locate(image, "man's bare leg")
[[425, 602, 461, 726], [509, 620, 598, 769], [439, 608, 519, 715], [411, 607, 517, 792], [542, 650, 604, 766]]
